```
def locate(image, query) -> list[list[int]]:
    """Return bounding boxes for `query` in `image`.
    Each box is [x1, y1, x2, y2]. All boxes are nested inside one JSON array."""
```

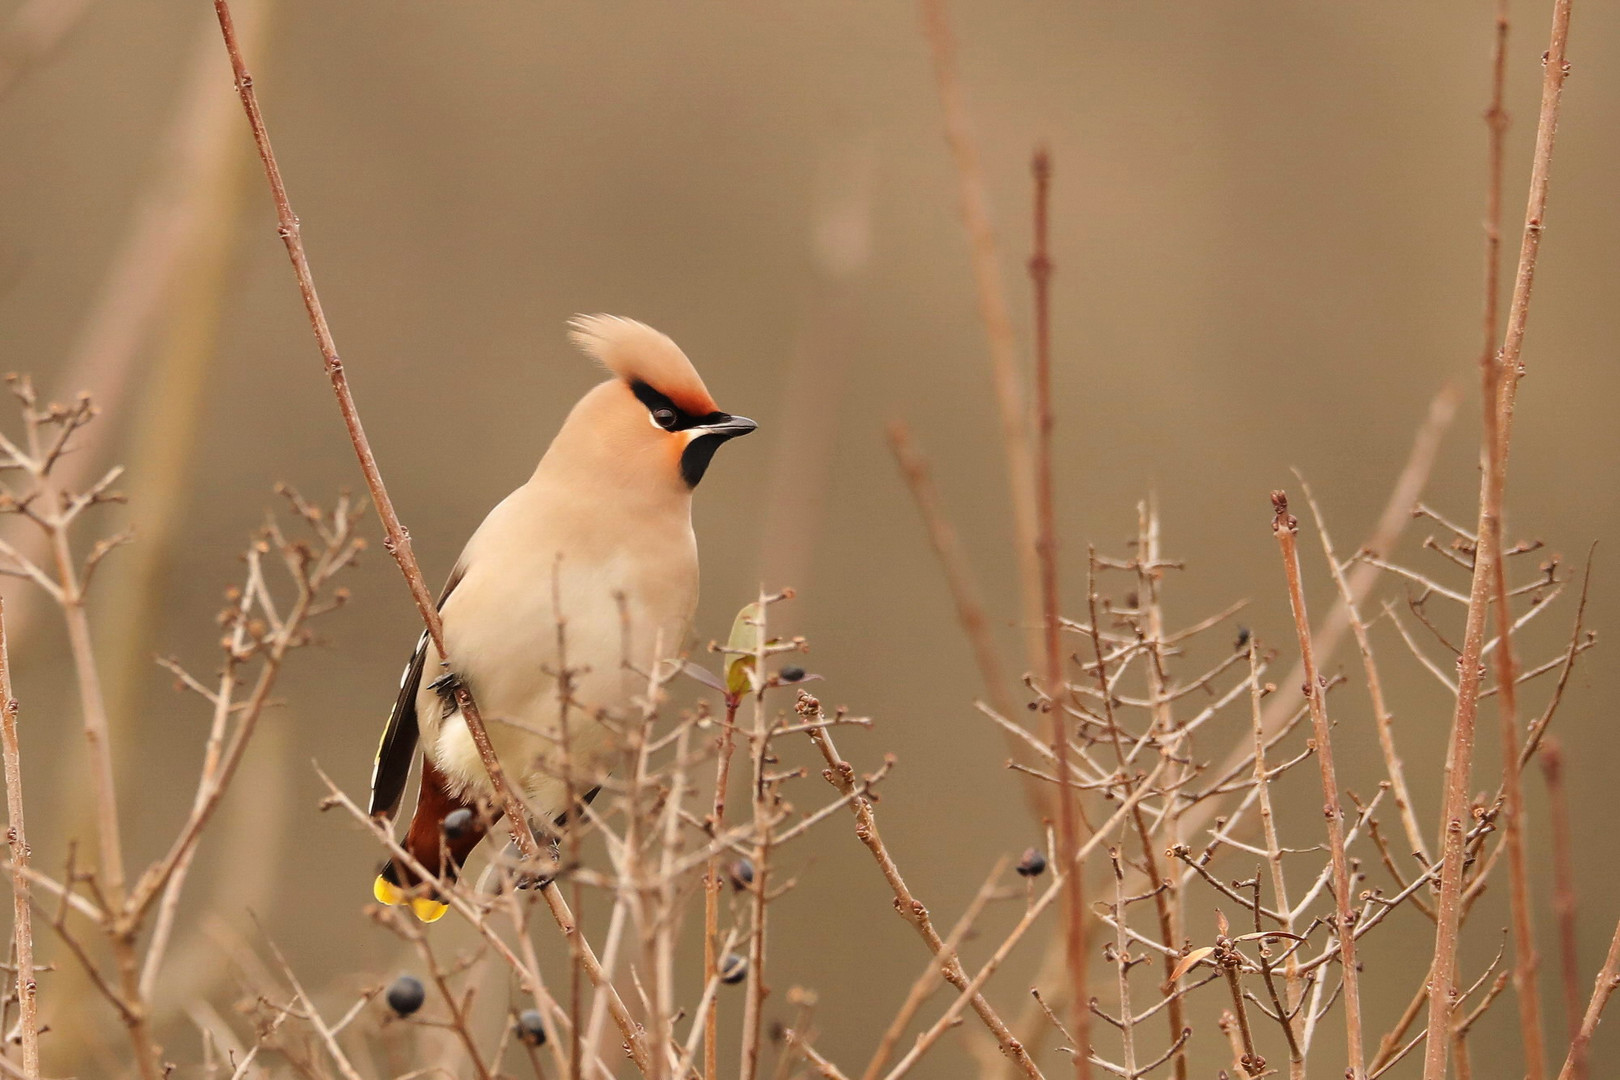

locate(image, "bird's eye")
[[653, 409, 677, 430]]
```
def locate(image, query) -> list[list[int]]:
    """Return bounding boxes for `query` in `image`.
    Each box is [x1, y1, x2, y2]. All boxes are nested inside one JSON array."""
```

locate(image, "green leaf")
[[725, 602, 763, 697]]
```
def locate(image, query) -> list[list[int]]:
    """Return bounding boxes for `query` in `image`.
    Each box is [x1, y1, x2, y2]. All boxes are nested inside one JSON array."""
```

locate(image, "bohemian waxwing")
[[369, 315, 756, 921]]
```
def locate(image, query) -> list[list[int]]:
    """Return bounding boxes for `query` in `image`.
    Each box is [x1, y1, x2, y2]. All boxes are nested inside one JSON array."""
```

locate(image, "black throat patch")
[[630, 380, 738, 489]]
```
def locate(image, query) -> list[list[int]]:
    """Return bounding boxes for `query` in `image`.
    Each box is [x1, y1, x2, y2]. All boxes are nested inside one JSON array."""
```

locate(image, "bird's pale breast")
[[418, 481, 698, 821]]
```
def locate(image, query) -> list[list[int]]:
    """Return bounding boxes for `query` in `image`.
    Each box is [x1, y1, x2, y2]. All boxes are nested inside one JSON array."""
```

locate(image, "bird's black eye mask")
[[628, 380, 750, 488], [629, 380, 726, 432]]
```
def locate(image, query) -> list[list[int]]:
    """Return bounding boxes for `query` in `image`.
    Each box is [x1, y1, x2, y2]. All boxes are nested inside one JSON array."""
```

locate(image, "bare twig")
[[703, 692, 741, 1080], [210, 0, 547, 874], [1423, 4, 1573, 1078], [1541, 741, 1584, 1079], [916, 0, 1042, 669], [1476, 8, 1548, 1076], [879, 763, 1167, 1080], [1298, 478, 1429, 866], [885, 423, 1046, 824], [0, 601, 38, 1078], [1272, 492, 1363, 1078], [861, 858, 1008, 1080], [804, 694, 1043, 1078], [1028, 147, 1087, 1080], [1555, 917, 1620, 1080]]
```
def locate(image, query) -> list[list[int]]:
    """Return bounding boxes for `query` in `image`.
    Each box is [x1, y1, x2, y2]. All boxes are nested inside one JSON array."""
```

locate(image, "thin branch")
[[1423, 3, 1573, 1077], [210, 0, 548, 878], [1271, 493, 1364, 1077], [1555, 917, 1620, 1080], [916, 0, 1042, 670], [1298, 477, 1429, 866], [1029, 146, 1087, 1080], [1541, 741, 1584, 1079], [804, 694, 1043, 1078], [861, 858, 1009, 1080], [0, 601, 38, 1078], [885, 422, 1046, 824]]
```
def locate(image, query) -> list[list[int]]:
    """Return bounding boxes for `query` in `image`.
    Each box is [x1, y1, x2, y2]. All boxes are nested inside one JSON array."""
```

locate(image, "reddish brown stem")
[[1478, 6, 1548, 1077], [1423, 4, 1573, 1078], [1029, 147, 1087, 1080], [1541, 741, 1583, 1078]]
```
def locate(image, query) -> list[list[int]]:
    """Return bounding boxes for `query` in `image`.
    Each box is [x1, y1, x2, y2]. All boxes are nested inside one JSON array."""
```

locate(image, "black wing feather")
[[368, 565, 465, 817]]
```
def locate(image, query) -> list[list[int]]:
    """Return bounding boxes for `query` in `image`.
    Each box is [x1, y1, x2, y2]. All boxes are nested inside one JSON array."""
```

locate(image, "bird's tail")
[[373, 755, 499, 922]]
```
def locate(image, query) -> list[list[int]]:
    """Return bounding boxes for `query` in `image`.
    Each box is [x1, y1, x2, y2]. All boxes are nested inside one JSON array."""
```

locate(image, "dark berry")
[[1016, 847, 1048, 878], [515, 1008, 547, 1047], [386, 974, 425, 1017], [729, 857, 756, 890], [720, 953, 748, 985], [779, 665, 806, 683], [442, 807, 474, 839]]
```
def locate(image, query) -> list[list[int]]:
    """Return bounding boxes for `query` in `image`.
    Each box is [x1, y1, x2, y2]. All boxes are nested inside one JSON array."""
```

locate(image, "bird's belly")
[[421, 548, 695, 820]]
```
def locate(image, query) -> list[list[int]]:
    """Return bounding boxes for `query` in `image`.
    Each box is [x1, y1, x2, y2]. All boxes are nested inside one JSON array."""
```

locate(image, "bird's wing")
[[368, 564, 465, 817]]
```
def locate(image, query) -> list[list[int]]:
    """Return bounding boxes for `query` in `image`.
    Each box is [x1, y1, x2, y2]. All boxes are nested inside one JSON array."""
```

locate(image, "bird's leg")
[[477, 832, 561, 893], [426, 667, 464, 707], [511, 783, 600, 888]]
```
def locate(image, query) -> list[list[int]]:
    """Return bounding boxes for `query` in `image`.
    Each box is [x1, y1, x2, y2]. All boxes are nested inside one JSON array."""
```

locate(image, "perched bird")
[[369, 315, 756, 921]]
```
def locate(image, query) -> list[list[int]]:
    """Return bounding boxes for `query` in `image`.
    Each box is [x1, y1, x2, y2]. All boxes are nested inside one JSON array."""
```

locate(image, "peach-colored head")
[[536, 315, 755, 497]]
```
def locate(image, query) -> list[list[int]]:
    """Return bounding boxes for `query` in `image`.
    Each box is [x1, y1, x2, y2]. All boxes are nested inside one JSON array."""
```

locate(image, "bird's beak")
[[678, 414, 755, 487], [694, 414, 757, 441]]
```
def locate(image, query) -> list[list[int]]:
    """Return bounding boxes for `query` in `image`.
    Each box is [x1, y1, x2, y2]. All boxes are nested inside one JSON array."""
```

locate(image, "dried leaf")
[[1169, 946, 1215, 983]]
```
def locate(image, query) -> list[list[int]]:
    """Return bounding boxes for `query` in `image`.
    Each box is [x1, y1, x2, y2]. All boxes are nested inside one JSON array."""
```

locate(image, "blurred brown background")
[[2, 0, 1617, 1075]]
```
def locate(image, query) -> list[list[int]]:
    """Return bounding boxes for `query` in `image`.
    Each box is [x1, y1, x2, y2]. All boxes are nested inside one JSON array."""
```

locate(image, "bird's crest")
[[568, 314, 718, 416]]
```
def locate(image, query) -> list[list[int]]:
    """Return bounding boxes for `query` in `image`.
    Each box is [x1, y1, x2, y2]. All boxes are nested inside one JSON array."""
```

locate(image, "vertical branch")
[[739, 595, 773, 1080], [1541, 741, 1583, 1079], [1480, 4, 1547, 1074], [1028, 147, 1086, 1080], [27, 402, 127, 903], [1134, 503, 1189, 1080], [1248, 640, 1302, 1079], [0, 600, 39, 1079], [704, 692, 742, 1080], [1108, 851, 1136, 1080], [917, 0, 1043, 668], [1271, 493, 1364, 1078], [1424, 5, 1573, 1078]]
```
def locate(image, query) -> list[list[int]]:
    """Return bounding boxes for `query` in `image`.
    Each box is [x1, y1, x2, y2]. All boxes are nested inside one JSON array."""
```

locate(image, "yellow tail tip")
[[410, 897, 449, 923], [374, 875, 406, 907]]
